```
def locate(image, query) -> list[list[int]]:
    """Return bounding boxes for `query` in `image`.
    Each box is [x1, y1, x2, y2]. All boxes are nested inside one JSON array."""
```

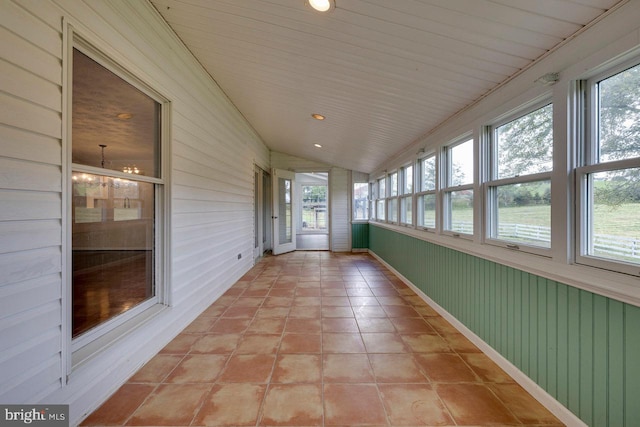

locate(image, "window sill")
[[71, 303, 168, 375]]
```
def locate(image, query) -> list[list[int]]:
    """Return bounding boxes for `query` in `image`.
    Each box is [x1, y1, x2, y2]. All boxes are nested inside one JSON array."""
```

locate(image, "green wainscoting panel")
[[351, 223, 369, 249], [369, 224, 640, 426]]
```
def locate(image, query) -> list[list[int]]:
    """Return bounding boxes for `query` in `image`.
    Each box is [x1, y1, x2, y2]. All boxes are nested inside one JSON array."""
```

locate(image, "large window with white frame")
[[400, 164, 413, 225], [376, 177, 386, 221], [486, 102, 553, 252], [387, 171, 399, 223], [353, 182, 369, 220], [577, 60, 640, 275], [417, 154, 437, 230], [442, 138, 474, 235], [70, 40, 167, 348]]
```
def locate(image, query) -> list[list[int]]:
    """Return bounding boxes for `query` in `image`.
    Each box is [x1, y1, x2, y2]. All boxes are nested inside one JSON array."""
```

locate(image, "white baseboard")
[[368, 250, 586, 427]]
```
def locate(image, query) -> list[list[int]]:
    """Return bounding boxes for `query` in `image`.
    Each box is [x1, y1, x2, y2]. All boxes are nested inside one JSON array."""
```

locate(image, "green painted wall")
[[368, 224, 640, 426], [351, 223, 369, 249]]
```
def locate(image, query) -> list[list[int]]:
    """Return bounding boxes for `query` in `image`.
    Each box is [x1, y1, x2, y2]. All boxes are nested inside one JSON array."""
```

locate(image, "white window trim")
[[374, 176, 386, 221], [399, 163, 414, 226], [441, 136, 474, 239], [387, 170, 399, 224], [416, 154, 438, 232], [352, 181, 369, 222], [63, 22, 172, 378], [484, 100, 554, 256], [574, 58, 640, 277]]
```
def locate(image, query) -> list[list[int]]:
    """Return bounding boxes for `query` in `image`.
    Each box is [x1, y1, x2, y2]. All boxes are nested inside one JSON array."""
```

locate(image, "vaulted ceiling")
[[150, 0, 622, 173]]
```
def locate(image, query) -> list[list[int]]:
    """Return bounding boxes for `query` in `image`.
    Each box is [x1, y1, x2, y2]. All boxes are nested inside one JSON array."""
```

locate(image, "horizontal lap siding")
[[369, 225, 640, 426], [0, 0, 269, 416], [330, 168, 349, 252], [0, 0, 64, 403]]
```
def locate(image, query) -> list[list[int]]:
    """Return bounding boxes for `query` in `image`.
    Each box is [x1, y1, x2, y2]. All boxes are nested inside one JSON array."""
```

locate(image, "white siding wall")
[[0, 0, 269, 424], [0, 0, 64, 405], [330, 167, 350, 252]]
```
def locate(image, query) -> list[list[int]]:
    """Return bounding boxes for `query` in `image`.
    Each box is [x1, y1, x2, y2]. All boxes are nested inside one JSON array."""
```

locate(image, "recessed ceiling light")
[[306, 0, 335, 13], [314, 143, 323, 148], [117, 113, 133, 120], [311, 113, 325, 120]]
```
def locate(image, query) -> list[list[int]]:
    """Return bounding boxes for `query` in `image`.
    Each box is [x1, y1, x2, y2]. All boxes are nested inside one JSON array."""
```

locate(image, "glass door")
[[272, 169, 296, 255]]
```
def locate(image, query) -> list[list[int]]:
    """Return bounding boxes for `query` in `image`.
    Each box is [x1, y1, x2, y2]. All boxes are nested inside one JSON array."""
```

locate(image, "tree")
[[496, 104, 553, 179], [593, 64, 640, 208]]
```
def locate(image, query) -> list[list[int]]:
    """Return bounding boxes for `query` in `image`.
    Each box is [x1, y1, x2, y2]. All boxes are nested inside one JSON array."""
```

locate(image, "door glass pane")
[[587, 169, 640, 264], [494, 181, 551, 247], [72, 173, 155, 337], [254, 171, 259, 248], [278, 177, 292, 244]]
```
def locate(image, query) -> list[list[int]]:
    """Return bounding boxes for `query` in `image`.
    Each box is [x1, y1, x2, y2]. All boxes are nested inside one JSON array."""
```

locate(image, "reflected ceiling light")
[[314, 143, 323, 148], [123, 166, 140, 174], [117, 112, 133, 120], [311, 113, 325, 120], [306, 0, 335, 12]]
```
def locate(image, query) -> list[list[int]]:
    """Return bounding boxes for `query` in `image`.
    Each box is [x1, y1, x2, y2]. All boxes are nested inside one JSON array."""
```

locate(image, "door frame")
[[253, 166, 272, 260], [272, 168, 296, 255]]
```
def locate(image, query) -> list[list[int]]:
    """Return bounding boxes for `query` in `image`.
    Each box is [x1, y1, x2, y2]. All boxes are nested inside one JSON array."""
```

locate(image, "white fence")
[[450, 221, 640, 262], [497, 223, 550, 246], [593, 233, 640, 260]]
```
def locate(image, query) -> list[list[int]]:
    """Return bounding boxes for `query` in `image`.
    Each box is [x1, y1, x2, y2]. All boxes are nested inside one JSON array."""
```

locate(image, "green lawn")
[[447, 203, 640, 237]]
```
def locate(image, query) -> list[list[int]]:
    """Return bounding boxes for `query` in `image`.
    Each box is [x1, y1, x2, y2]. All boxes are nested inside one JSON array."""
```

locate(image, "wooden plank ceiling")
[[150, 0, 622, 173]]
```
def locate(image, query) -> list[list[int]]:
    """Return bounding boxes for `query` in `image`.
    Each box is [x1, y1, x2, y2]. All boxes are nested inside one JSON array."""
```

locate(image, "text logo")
[[1, 405, 68, 427]]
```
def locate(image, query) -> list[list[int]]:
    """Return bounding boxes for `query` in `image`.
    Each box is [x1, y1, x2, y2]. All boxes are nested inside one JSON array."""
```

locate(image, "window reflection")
[[72, 174, 155, 337]]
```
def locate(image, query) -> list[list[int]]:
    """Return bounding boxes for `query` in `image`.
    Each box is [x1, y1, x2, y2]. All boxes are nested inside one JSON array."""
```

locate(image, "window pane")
[[388, 198, 398, 223], [495, 104, 553, 178], [420, 156, 436, 191], [73, 49, 160, 178], [403, 165, 413, 194], [390, 172, 398, 197], [598, 64, 640, 162], [418, 194, 436, 228], [278, 177, 292, 244], [400, 196, 412, 224], [72, 173, 155, 337], [448, 190, 473, 234], [376, 200, 386, 220], [587, 169, 640, 264], [450, 139, 474, 186], [378, 178, 386, 198], [353, 183, 369, 220], [494, 181, 551, 247]]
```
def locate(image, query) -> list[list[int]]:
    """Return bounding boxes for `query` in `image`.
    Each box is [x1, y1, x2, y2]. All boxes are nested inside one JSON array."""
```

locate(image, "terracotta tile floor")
[[82, 251, 564, 426]]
